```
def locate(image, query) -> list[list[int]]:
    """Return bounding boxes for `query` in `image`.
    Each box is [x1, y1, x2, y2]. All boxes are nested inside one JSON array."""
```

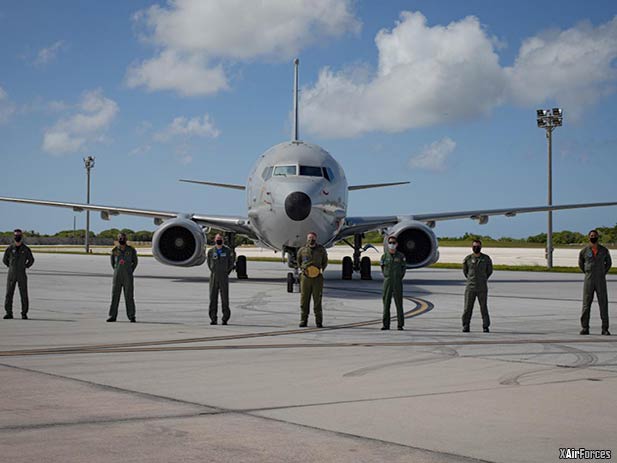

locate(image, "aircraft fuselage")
[[246, 140, 348, 250]]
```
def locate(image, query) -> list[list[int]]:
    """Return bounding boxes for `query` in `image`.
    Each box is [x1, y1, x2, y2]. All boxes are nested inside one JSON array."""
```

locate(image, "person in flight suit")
[[297, 231, 328, 328], [207, 233, 235, 325], [380, 236, 407, 330], [579, 229, 612, 335], [107, 233, 138, 323], [3, 229, 35, 320], [462, 239, 493, 333]]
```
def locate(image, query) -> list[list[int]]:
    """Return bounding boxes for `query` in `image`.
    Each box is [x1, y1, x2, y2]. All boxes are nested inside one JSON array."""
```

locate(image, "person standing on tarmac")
[[297, 231, 328, 328], [107, 233, 138, 323], [579, 229, 612, 335], [207, 233, 235, 325], [462, 239, 493, 333], [3, 229, 35, 320], [380, 236, 406, 330]]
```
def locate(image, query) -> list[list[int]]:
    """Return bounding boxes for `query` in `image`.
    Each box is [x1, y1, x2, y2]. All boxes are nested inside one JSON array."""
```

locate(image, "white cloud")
[[0, 86, 16, 123], [408, 137, 456, 171], [302, 12, 506, 138], [154, 113, 220, 141], [129, 144, 152, 156], [126, 50, 228, 96], [127, 0, 360, 96], [302, 12, 617, 138], [42, 89, 119, 155], [34, 40, 65, 66], [174, 143, 192, 165], [505, 17, 617, 120]]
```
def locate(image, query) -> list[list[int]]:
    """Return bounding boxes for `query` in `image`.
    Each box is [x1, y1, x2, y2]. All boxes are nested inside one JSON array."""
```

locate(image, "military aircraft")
[[2, 59, 617, 292]]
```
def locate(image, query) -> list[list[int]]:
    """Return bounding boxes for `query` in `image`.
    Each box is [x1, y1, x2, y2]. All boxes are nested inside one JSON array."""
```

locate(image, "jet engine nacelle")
[[152, 218, 206, 267], [384, 221, 439, 269]]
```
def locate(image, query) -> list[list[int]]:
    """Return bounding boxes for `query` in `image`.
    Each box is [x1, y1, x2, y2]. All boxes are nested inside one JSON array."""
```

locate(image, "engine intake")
[[385, 221, 439, 268], [152, 218, 206, 267]]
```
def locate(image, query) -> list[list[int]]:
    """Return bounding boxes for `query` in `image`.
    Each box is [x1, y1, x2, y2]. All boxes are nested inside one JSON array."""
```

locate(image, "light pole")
[[83, 156, 95, 253], [536, 108, 563, 269]]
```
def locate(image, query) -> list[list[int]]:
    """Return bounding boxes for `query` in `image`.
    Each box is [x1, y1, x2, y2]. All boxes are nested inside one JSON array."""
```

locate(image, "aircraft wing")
[[0, 196, 255, 236], [337, 200, 617, 239]]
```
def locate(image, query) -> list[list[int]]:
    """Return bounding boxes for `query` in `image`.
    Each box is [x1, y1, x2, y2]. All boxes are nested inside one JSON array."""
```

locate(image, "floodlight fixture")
[[535, 108, 564, 269]]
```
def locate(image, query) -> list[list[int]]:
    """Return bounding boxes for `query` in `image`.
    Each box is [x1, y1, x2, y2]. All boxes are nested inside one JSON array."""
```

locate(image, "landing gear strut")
[[225, 232, 248, 279], [284, 246, 300, 293], [342, 233, 375, 280]]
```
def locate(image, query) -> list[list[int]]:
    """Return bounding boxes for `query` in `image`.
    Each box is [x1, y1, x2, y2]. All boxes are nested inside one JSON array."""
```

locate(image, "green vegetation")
[[361, 225, 617, 248], [3, 223, 617, 248]]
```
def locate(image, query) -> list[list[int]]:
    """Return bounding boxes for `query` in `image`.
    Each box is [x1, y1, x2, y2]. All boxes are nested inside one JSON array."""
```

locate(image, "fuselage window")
[[299, 165, 323, 177], [323, 167, 335, 181], [261, 166, 273, 181], [273, 165, 297, 176]]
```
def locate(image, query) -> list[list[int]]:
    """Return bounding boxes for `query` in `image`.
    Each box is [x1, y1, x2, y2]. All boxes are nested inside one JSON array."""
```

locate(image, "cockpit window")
[[273, 165, 297, 176], [323, 167, 335, 182], [299, 166, 323, 177], [261, 166, 273, 181]]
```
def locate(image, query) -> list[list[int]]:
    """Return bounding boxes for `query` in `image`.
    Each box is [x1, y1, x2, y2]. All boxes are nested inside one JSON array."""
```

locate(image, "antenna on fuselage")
[[293, 58, 299, 141]]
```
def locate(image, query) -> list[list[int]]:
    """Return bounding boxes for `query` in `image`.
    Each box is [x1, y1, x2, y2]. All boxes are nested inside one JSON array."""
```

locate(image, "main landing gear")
[[341, 233, 375, 281], [225, 232, 248, 279]]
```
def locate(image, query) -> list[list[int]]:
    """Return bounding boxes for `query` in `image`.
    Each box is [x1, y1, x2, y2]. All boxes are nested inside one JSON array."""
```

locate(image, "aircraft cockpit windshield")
[[273, 165, 296, 176], [270, 165, 333, 181], [299, 166, 322, 177]]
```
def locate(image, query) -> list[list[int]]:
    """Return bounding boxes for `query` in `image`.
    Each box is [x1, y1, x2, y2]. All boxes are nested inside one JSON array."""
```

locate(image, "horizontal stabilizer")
[[348, 181, 410, 191], [179, 179, 246, 191]]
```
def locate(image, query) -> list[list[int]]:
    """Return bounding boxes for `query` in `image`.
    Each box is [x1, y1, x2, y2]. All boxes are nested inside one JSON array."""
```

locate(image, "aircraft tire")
[[287, 272, 295, 293], [342, 256, 353, 280], [360, 256, 372, 280], [236, 255, 248, 279]]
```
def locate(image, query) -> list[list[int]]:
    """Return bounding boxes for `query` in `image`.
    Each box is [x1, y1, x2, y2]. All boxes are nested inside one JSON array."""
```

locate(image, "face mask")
[[472, 246, 481, 254], [590, 237, 598, 244], [308, 239, 316, 246], [118, 238, 126, 245], [14, 235, 22, 243], [215, 239, 223, 246], [388, 243, 397, 250]]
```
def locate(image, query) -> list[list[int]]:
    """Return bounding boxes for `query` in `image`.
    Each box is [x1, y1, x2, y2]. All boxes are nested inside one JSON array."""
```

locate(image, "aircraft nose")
[[285, 191, 312, 221]]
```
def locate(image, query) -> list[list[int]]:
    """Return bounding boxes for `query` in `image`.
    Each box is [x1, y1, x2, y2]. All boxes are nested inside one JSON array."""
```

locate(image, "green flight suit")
[[3, 244, 34, 316], [207, 245, 235, 323], [381, 251, 407, 328], [297, 244, 328, 325], [579, 244, 612, 330], [109, 245, 138, 320], [462, 253, 493, 329]]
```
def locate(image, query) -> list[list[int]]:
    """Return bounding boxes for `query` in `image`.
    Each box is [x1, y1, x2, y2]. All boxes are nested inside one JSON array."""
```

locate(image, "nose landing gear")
[[284, 246, 300, 293]]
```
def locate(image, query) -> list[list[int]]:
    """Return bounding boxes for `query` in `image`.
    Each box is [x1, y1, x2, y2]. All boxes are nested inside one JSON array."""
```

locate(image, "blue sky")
[[1, 0, 616, 238]]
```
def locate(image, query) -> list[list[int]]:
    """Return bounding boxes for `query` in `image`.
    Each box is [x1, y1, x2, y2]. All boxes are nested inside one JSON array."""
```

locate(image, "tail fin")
[[293, 58, 299, 141]]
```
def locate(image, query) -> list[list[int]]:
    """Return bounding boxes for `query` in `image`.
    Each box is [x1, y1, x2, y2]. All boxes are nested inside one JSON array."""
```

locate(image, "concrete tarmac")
[[1, 253, 616, 462]]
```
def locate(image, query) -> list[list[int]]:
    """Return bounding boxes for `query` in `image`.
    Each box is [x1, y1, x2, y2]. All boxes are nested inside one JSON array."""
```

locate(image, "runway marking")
[[0, 297, 432, 357], [1, 336, 616, 357]]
